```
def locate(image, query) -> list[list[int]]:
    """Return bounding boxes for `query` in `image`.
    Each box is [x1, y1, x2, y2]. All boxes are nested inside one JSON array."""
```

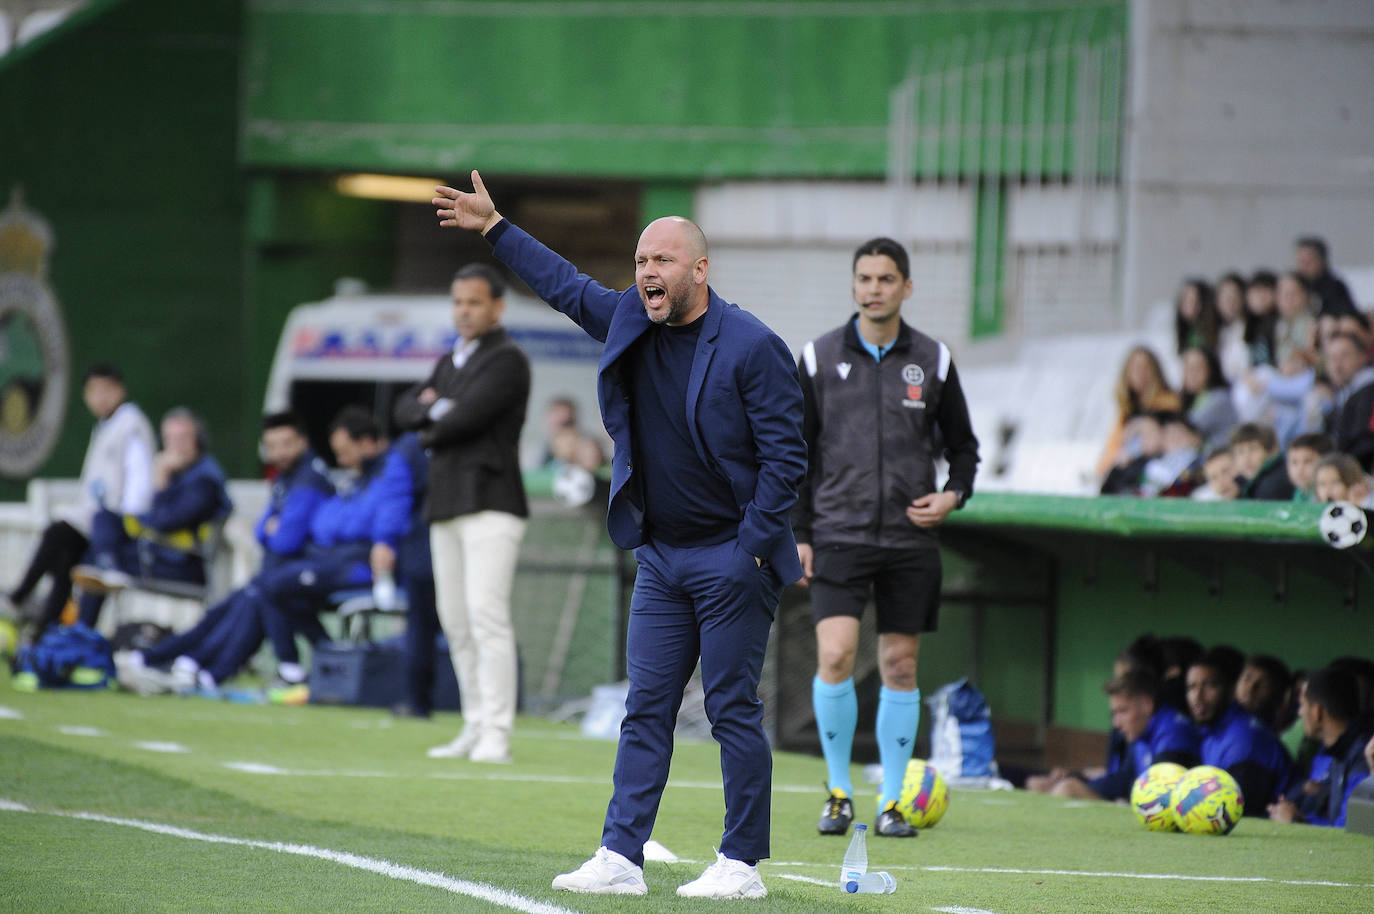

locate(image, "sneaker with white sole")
[[551, 846, 647, 895], [676, 852, 767, 899], [469, 730, 511, 764], [426, 728, 480, 759], [71, 565, 133, 594]]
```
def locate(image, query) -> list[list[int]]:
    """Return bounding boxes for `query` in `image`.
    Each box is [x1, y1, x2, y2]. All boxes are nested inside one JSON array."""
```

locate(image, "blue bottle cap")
[[854, 823, 867, 831], [844, 881, 859, 893]]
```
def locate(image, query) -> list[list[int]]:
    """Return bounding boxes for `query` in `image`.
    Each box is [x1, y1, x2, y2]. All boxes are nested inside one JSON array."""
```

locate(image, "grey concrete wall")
[[1121, 0, 1374, 321]]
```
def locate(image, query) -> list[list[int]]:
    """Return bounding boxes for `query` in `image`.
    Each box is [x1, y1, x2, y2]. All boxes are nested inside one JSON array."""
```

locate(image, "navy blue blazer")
[[490, 220, 807, 583]]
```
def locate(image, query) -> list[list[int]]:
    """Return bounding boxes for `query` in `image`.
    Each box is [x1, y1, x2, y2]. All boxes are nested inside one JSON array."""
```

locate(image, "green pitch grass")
[[1, 673, 1370, 913]]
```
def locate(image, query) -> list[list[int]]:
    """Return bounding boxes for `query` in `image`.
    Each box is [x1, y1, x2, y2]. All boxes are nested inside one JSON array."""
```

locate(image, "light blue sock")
[[812, 676, 857, 796], [876, 686, 921, 809]]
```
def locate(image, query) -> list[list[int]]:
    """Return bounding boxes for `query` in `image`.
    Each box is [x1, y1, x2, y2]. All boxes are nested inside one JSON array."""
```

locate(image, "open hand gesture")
[[433, 170, 503, 234]]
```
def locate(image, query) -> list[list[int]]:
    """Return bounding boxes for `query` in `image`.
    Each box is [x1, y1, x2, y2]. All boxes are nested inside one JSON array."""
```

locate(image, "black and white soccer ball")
[[1319, 501, 1368, 549], [551, 464, 596, 507]]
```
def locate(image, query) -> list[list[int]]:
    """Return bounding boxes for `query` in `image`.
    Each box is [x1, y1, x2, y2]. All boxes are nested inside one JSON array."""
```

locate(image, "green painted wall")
[[241, 0, 1125, 180], [0, 0, 248, 498], [942, 496, 1374, 734]]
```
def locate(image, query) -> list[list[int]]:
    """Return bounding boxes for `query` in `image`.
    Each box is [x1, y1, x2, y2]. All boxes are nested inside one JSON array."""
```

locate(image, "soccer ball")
[[1320, 501, 1367, 549], [896, 759, 949, 828], [551, 464, 595, 507], [1130, 762, 1187, 831], [1170, 765, 1244, 835]]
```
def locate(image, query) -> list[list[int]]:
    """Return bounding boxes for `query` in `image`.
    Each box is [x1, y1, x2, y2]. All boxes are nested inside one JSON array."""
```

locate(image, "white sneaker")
[[170, 656, 200, 695], [551, 847, 647, 895], [469, 730, 511, 764], [426, 728, 481, 759], [676, 852, 767, 899]]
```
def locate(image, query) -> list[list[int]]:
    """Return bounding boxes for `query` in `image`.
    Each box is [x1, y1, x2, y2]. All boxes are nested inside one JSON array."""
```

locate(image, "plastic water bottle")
[[840, 822, 868, 886], [845, 871, 897, 894]]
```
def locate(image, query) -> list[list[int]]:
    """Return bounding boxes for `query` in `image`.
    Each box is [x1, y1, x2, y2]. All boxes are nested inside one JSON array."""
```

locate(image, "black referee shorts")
[[809, 542, 941, 635]]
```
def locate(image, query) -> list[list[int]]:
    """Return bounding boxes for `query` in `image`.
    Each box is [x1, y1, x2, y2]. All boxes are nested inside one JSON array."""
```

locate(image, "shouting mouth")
[[643, 284, 667, 307]]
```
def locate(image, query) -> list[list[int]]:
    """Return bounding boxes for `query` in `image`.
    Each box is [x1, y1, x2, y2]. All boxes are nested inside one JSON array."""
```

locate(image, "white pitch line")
[[220, 760, 819, 793], [0, 706, 23, 719], [55, 725, 104, 737], [0, 798, 578, 914], [917, 865, 1374, 889], [132, 741, 190, 754], [776, 873, 836, 887], [932, 907, 1000, 914]]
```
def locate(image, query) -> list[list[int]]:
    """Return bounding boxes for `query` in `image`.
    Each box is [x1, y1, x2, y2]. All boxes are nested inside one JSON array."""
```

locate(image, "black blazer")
[[394, 326, 530, 522]]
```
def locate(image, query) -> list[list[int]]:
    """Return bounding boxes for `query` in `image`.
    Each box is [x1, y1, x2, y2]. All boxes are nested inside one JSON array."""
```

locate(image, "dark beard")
[[646, 275, 695, 325]]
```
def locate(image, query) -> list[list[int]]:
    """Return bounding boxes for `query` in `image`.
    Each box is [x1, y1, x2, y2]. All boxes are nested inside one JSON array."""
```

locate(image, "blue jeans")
[[602, 537, 781, 866]]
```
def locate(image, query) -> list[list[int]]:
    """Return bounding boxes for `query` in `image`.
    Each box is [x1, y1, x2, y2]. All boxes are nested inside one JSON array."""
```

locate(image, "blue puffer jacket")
[[309, 448, 413, 550]]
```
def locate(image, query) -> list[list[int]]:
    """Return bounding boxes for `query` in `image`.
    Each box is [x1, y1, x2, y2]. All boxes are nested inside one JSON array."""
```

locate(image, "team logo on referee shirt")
[[901, 363, 925, 409]]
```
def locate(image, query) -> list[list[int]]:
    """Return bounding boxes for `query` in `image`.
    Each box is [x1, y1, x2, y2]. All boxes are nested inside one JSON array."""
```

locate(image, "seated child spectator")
[[1236, 654, 1293, 732], [1195, 447, 1241, 501], [1230, 423, 1295, 500], [1140, 414, 1204, 497], [1029, 669, 1198, 801], [71, 408, 232, 628], [1188, 649, 1294, 816], [1268, 667, 1372, 827], [1101, 414, 1164, 496], [1180, 347, 1238, 451], [1313, 452, 1374, 507], [1284, 432, 1336, 502]]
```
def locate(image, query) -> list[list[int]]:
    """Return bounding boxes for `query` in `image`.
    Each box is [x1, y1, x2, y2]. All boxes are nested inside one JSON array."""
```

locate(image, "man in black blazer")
[[395, 263, 530, 764]]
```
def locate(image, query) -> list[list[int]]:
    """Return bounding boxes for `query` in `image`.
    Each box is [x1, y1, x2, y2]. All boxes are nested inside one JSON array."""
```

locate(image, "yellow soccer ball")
[[1170, 765, 1244, 835], [1130, 762, 1187, 831], [0, 617, 18, 660], [897, 759, 950, 828]]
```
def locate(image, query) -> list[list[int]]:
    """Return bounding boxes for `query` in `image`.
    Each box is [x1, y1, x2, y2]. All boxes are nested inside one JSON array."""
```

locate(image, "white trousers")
[[429, 511, 527, 738]]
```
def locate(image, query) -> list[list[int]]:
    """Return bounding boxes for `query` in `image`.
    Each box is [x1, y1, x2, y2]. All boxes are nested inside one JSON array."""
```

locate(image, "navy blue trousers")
[[602, 537, 781, 866], [403, 572, 439, 714], [141, 589, 266, 684], [253, 556, 366, 663], [78, 509, 204, 627]]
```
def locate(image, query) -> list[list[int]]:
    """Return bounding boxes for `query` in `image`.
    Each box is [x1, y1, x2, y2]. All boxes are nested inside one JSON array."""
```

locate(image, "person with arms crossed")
[[434, 171, 806, 899], [395, 262, 530, 763], [794, 237, 979, 837]]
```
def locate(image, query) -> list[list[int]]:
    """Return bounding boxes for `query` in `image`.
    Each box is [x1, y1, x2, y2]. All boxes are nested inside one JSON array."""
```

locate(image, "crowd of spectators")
[[1099, 236, 1374, 504], [1028, 633, 1374, 829]]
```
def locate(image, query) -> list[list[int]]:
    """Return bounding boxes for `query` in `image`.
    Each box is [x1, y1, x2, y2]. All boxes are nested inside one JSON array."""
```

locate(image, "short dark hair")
[[1288, 432, 1335, 456], [1203, 447, 1233, 466], [1228, 422, 1277, 452], [1304, 667, 1360, 723], [1247, 270, 1277, 291], [453, 262, 506, 299], [1325, 331, 1367, 357], [1193, 645, 1245, 689], [1244, 654, 1292, 694], [1296, 235, 1329, 264], [83, 363, 124, 385], [853, 237, 910, 280], [1160, 412, 1198, 435], [1105, 668, 1160, 702], [1159, 636, 1205, 676], [261, 411, 306, 435], [328, 405, 380, 441], [1116, 634, 1164, 678]]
